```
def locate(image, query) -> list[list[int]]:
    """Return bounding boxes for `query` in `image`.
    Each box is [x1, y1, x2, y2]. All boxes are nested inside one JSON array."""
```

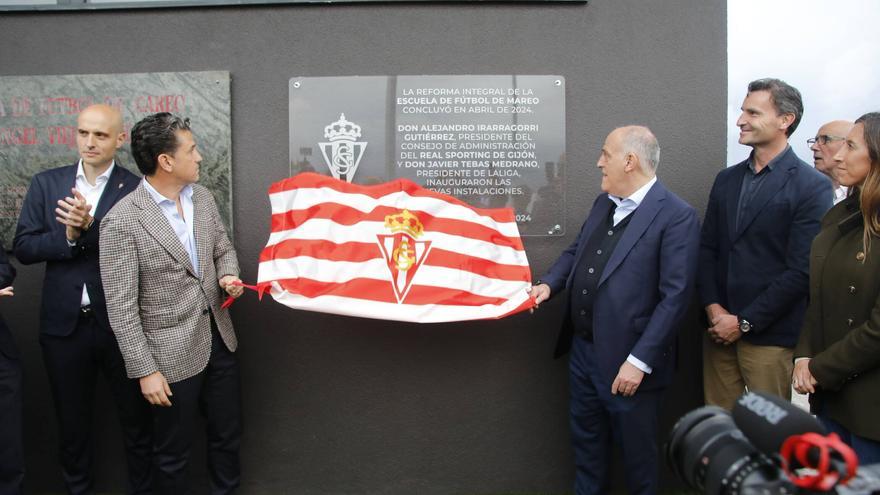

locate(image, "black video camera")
[[666, 392, 880, 495]]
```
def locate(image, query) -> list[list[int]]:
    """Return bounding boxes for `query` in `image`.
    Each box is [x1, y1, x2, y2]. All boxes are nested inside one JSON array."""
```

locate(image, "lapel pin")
[[119, 183, 124, 189]]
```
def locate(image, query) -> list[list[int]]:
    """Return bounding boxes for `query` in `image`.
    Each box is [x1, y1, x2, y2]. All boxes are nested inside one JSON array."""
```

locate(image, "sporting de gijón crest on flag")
[[254, 173, 535, 323]]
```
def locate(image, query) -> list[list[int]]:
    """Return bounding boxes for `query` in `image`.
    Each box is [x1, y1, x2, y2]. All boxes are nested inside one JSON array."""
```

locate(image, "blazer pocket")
[[141, 310, 178, 329]]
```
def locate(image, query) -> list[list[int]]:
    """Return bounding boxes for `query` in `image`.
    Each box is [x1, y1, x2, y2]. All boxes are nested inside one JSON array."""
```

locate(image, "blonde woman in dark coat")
[[793, 112, 880, 463]]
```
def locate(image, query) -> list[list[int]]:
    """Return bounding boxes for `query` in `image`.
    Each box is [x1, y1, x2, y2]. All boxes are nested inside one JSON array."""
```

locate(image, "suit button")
[[596, 249, 602, 255], [582, 289, 588, 295], [580, 310, 586, 316], [847, 318, 854, 326], [849, 286, 856, 294], [588, 268, 595, 274], [607, 230, 614, 236]]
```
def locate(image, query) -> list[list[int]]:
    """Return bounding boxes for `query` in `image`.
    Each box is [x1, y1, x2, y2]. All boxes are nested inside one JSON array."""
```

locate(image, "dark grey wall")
[[0, 1, 726, 493]]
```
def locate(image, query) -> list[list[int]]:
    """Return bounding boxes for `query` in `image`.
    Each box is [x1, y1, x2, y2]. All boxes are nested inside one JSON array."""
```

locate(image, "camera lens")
[[666, 406, 781, 494]]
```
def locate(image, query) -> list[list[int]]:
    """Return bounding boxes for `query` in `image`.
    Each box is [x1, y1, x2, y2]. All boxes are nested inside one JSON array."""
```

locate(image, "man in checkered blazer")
[[100, 112, 244, 494]]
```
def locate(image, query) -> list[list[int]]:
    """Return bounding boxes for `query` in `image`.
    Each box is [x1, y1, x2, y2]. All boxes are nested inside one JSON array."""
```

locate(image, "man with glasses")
[[698, 78, 833, 410], [809, 120, 854, 205]]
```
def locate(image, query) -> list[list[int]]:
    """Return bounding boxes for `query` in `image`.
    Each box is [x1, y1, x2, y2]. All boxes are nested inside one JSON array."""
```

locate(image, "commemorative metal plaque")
[[289, 75, 566, 236], [0, 70, 233, 248]]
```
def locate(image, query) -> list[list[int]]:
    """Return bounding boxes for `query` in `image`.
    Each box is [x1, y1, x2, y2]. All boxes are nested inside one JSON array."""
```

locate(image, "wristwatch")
[[738, 318, 752, 333]]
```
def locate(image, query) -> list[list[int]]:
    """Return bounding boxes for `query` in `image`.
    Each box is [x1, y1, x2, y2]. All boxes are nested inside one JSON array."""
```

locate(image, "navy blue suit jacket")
[[697, 147, 832, 348], [13, 163, 139, 337], [0, 247, 16, 358], [540, 180, 700, 391]]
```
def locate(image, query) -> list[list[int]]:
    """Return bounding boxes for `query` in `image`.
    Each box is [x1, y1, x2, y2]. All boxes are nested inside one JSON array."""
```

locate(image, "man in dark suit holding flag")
[[531, 125, 700, 495]]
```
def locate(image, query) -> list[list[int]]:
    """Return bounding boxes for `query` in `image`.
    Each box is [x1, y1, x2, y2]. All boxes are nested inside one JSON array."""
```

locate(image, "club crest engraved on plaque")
[[319, 113, 367, 183], [376, 210, 433, 304]]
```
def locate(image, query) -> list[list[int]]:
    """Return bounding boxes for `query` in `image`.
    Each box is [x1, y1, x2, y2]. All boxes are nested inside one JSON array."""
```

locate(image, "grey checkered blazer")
[[99, 182, 240, 384]]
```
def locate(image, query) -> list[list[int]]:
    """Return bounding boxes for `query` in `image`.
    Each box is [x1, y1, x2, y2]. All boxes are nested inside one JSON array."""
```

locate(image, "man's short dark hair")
[[130, 112, 191, 176], [747, 78, 804, 137]]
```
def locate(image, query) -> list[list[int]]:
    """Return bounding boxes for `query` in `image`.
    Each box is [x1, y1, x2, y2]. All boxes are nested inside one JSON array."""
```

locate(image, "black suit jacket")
[[698, 147, 833, 348], [0, 247, 16, 358], [794, 193, 880, 440], [13, 163, 139, 336]]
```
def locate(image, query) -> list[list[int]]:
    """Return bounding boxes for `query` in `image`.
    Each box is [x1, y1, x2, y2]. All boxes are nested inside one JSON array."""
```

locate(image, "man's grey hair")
[[747, 78, 804, 137], [619, 125, 660, 172]]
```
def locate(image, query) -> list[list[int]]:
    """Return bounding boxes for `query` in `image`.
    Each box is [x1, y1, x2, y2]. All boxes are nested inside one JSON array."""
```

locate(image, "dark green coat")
[[794, 192, 880, 440]]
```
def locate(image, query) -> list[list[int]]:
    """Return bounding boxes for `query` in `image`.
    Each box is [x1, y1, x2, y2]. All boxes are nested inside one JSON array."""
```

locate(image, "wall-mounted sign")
[[0, 70, 233, 248], [289, 75, 565, 236]]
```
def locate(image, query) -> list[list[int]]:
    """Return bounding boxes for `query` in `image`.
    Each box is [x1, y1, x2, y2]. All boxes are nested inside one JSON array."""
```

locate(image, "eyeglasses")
[[807, 135, 846, 146]]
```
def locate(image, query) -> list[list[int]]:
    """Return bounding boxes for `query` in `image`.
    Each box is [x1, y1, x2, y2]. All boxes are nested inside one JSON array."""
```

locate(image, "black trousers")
[[0, 344, 24, 495], [152, 320, 242, 495], [40, 309, 153, 495]]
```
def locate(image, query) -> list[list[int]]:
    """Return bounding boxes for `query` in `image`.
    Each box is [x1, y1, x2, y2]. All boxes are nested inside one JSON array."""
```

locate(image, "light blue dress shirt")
[[608, 176, 657, 227], [143, 178, 200, 278]]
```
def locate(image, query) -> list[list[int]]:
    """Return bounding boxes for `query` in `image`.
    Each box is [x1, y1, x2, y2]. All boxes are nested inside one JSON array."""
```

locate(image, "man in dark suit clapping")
[[13, 104, 151, 494]]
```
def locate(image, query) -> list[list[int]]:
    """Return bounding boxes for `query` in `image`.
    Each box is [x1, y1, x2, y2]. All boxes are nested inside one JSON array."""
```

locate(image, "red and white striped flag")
[[256, 173, 535, 322]]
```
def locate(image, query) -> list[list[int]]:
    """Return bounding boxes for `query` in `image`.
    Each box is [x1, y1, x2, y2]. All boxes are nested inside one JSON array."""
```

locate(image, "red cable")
[[221, 280, 272, 308], [780, 432, 858, 491]]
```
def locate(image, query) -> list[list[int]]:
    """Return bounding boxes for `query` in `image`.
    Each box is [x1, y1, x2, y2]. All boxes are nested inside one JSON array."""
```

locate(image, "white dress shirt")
[[75, 160, 114, 307], [833, 185, 848, 205]]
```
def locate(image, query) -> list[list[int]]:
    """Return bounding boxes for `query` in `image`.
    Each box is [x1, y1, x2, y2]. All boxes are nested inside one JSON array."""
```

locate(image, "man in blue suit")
[[698, 78, 833, 410], [13, 104, 151, 494], [531, 126, 700, 495]]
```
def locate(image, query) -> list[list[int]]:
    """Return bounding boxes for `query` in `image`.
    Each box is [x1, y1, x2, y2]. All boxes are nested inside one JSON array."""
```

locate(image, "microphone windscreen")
[[731, 391, 826, 455]]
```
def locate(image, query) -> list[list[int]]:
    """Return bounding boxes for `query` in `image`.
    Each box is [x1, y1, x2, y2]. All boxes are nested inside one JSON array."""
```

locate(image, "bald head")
[[79, 104, 123, 134], [615, 125, 660, 174], [811, 120, 853, 182], [76, 104, 126, 171], [598, 125, 659, 198], [820, 120, 854, 137]]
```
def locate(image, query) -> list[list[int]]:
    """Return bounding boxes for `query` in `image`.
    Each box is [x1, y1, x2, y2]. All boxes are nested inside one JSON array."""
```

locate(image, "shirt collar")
[[747, 145, 790, 174], [143, 177, 194, 205], [76, 159, 115, 185], [608, 176, 657, 208]]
